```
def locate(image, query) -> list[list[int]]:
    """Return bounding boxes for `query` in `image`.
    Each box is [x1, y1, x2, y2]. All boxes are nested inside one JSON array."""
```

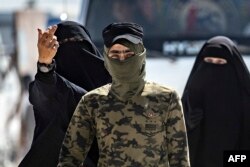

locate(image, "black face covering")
[[181, 36, 250, 167], [184, 36, 250, 94], [54, 21, 111, 91]]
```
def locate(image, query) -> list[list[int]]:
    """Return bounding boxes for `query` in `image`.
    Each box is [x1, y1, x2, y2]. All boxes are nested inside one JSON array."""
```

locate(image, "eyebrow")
[[109, 49, 132, 54]]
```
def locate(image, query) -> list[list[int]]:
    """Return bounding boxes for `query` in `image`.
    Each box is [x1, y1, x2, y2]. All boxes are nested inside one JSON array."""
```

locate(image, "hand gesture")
[[37, 25, 59, 64]]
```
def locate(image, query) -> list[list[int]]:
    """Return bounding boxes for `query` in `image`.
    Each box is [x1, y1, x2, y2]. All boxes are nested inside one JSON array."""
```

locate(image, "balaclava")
[[102, 22, 146, 101]]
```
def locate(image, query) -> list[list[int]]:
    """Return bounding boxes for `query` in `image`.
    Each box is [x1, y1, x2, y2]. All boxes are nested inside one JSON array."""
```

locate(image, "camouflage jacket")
[[58, 82, 190, 167]]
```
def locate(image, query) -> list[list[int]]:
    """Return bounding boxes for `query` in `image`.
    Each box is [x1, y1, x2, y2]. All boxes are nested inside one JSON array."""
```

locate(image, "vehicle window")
[[85, 0, 250, 56], [86, 0, 167, 40]]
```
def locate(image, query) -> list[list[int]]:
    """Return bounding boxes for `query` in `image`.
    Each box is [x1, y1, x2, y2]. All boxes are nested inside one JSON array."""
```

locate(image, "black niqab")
[[55, 21, 111, 91], [182, 36, 250, 167]]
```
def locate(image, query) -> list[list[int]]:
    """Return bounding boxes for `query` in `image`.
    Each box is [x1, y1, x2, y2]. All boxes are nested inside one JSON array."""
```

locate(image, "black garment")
[[182, 36, 250, 167], [55, 21, 111, 91], [19, 71, 88, 167], [19, 21, 111, 167]]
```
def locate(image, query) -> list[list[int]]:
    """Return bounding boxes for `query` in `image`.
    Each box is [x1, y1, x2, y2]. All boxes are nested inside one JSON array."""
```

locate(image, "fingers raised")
[[47, 36, 58, 49], [37, 28, 42, 40], [48, 25, 57, 36], [38, 25, 58, 46]]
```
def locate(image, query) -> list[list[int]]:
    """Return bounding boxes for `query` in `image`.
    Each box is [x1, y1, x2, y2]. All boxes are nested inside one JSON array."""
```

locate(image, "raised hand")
[[37, 25, 59, 64]]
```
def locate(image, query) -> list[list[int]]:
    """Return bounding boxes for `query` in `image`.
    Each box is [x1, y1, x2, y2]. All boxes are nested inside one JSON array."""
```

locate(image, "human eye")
[[108, 50, 119, 59], [109, 54, 120, 59], [204, 57, 213, 63], [125, 51, 135, 58], [218, 59, 227, 64]]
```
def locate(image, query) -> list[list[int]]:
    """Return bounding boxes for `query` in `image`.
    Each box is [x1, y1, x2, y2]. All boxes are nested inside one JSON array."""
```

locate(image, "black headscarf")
[[181, 36, 250, 167], [54, 21, 111, 91], [183, 36, 250, 95]]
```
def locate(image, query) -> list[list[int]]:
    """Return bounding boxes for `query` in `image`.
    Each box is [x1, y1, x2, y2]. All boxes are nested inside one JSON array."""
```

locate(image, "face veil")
[[54, 21, 111, 91]]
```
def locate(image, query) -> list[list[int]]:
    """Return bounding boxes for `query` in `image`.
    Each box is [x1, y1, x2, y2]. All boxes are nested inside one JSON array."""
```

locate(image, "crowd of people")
[[15, 19, 250, 167]]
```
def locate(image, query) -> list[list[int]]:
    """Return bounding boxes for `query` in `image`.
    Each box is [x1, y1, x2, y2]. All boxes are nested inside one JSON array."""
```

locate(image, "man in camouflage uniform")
[[58, 22, 190, 167]]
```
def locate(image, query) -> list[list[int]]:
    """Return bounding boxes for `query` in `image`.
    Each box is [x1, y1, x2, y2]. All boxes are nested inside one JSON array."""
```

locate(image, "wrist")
[[37, 59, 56, 73], [38, 58, 53, 64]]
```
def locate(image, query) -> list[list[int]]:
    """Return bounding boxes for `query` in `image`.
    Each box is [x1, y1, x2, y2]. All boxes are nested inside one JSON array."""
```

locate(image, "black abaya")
[[182, 36, 250, 167]]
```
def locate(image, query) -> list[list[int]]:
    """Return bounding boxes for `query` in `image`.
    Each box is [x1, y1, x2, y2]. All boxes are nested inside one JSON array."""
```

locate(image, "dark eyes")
[[204, 57, 227, 64], [108, 51, 135, 60]]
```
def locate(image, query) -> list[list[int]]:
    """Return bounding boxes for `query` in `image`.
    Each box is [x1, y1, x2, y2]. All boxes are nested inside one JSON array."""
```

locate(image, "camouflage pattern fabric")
[[58, 82, 190, 167]]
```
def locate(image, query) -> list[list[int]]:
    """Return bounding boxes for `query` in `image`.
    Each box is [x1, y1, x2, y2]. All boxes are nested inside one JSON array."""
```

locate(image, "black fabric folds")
[[182, 36, 250, 167], [55, 21, 111, 91]]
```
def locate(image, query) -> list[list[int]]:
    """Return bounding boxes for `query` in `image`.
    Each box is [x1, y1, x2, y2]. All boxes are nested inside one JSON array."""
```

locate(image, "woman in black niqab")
[[182, 36, 250, 167], [19, 21, 111, 167], [55, 21, 111, 91]]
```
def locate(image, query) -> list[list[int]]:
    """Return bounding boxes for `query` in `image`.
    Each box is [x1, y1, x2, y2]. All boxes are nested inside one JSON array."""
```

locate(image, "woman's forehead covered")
[[200, 44, 231, 60]]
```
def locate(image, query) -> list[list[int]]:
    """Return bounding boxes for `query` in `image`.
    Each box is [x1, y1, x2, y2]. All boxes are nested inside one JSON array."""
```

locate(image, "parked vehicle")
[[79, 0, 250, 57]]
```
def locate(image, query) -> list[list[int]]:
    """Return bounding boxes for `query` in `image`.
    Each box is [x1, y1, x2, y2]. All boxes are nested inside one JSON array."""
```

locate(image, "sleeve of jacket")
[[29, 69, 58, 107], [29, 68, 86, 110], [58, 97, 96, 167], [166, 91, 190, 167]]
